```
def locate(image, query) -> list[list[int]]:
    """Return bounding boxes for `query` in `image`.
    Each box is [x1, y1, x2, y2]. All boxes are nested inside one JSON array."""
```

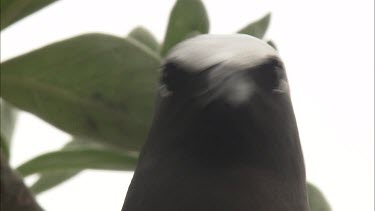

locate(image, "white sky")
[[1, 0, 374, 211]]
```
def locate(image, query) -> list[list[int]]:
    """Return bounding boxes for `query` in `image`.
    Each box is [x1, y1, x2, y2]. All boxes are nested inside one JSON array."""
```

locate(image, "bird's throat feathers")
[[145, 92, 303, 179]]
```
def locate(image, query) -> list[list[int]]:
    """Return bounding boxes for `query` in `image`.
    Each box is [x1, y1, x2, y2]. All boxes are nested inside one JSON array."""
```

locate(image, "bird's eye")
[[160, 62, 218, 97], [160, 63, 189, 96], [161, 63, 188, 93], [160, 62, 200, 96], [251, 58, 287, 92]]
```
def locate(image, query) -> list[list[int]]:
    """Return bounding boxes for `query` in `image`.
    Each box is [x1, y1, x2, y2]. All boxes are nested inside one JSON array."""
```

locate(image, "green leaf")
[[1, 33, 161, 150], [237, 13, 271, 39], [161, 0, 209, 56], [0, 135, 10, 159], [0, 101, 17, 142], [183, 30, 202, 40], [128, 26, 160, 52], [16, 148, 138, 177], [307, 182, 331, 211], [30, 170, 80, 195], [0, 100, 17, 159], [267, 40, 277, 50], [1, 0, 57, 30], [29, 138, 106, 194]]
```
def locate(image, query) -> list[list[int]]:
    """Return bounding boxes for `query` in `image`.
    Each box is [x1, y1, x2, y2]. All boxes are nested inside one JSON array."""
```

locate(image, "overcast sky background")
[[1, 0, 374, 211]]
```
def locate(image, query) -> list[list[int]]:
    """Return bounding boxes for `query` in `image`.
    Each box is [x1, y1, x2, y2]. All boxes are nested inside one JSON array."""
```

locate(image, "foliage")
[[0, 0, 331, 210], [308, 183, 332, 211]]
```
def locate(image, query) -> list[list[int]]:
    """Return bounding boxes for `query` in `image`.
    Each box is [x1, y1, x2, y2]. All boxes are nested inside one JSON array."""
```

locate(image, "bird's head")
[[158, 34, 290, 116], [149, 34, 303, 178], [123, 35, 308, 211]]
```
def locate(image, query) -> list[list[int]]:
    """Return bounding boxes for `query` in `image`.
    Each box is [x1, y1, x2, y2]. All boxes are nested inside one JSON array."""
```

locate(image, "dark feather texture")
[[121, 34, 308, 211]]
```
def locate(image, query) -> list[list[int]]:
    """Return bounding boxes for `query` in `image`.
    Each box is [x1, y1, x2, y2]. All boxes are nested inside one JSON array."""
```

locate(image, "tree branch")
[[1, 152, 43, 211]]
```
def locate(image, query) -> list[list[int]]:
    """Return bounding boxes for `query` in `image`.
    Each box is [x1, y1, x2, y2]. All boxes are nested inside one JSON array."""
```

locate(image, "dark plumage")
[[121, 34, 309, 211]]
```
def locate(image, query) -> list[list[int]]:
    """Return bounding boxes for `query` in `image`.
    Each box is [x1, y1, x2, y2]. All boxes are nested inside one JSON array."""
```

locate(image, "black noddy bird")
[[121, 34, 309, 211]]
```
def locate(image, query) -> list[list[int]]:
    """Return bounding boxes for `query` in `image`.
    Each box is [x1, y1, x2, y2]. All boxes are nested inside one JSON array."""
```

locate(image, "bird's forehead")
[[165, 34, 279, 72]]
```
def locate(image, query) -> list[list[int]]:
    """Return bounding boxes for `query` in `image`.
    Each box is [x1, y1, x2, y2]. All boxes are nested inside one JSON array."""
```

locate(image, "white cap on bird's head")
[[161, 34, 288, 107], [165, 34, 279, 72]]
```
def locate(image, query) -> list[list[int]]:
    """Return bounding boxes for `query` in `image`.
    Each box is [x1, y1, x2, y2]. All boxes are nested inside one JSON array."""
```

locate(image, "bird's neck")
[[136, 104, 309, 211]]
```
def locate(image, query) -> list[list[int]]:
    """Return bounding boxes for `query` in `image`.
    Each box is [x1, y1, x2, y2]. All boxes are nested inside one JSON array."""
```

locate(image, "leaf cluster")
[[0, 1, 330, 210]]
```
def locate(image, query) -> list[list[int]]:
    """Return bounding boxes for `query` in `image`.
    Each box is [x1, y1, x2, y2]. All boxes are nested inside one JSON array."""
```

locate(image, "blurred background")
[[1, 0, 374, 210]]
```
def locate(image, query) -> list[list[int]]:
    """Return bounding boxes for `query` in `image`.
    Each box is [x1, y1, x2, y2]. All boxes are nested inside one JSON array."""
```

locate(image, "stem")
[[1, 152, 43, 211]]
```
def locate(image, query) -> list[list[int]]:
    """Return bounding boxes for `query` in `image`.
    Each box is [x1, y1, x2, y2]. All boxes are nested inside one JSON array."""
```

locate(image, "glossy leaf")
[[30, 170, 80, 195], [0, 101, 17, 142], [1, 0, 57, 30], [28, 138, 108, 194], [238, 13, 271, 39], [267, 40, 277, 50], [0, 135, 10, 159], [1, 33, 161, 150], [307, 183, 331, 211], [161, 0, 209, 56], [0, 100, 17, 159], [183, 30, 202, 40], [128, 26, 160, 52], [27, 139, 81, 194], [17, 148, 138, 177]]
